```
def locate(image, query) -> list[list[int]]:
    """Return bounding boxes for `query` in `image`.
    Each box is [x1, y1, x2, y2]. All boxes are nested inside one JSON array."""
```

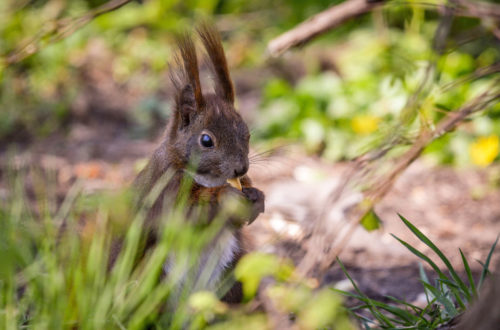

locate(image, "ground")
[[1, 107, 498, 309], [1, 58, 499, 309]]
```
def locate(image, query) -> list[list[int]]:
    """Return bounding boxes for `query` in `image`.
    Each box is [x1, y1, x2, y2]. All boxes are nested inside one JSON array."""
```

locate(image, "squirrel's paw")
[[242, 187, 265, 225], [219, 185, 265, 227]]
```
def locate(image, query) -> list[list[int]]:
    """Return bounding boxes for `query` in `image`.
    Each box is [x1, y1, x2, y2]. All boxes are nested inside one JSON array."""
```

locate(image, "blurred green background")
[[1, 0, 499, 166]]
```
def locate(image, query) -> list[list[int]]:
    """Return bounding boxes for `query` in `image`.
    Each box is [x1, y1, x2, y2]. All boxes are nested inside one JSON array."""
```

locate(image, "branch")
[[267, 0, 500, 56], [455, 0, 500, 20], [297, 87, 500, 278], [268, 0, 384, 57], [2, 0, 132, 66]]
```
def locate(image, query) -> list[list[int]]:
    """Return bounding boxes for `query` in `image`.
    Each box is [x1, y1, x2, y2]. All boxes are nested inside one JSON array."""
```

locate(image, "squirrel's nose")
[[234, 161, 248, 178]]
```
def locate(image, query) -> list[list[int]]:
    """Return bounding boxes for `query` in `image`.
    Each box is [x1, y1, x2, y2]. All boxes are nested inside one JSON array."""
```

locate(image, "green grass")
[[2, 165, 497, 330], [0, 169, 353, 329], [0, 170, 238, 329], [335, 215, 498, 329]]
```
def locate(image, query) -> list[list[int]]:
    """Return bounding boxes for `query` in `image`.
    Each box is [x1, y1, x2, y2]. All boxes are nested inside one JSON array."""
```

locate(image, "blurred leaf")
[[360, 209, 381, 231], [267, 284, 311, 312], [297, 289, 350, 330], [188, 290, 228, 324], [207, 314, 269, 330], [235, 253, 293, 300], [301, 118, 325, 151]]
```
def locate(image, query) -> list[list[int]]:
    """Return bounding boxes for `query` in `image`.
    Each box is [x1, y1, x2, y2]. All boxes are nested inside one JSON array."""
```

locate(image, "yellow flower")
[[351, 114, 379, 135], [469, 135, 499, 167]]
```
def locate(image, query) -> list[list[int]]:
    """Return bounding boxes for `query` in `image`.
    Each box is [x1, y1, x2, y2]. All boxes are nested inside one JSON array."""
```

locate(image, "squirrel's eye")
[[200, 134, 214, 148]]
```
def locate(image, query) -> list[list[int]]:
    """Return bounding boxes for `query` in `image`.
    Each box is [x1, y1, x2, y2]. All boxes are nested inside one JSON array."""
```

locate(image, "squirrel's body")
[[133, 23, 264, 302]]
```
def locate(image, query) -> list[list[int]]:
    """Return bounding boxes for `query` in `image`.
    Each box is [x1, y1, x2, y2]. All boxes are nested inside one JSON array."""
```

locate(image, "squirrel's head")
[[167, 23, 250, 188]]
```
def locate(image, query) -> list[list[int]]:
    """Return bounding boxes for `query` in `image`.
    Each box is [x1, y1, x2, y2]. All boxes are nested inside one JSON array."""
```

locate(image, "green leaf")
[[337, 258, 395, 328], [398, 214, 470, 300], [478, 234, 499, 289], [436, 278, 465, 310], [459, 248, 476, 299], [235, 253, 293, 301], [297, 289, 349, 329], [421, 281, 458, 318], [392, 234, 448, 281], [360, 209, 382, 231], [419, 263, 433, 303]]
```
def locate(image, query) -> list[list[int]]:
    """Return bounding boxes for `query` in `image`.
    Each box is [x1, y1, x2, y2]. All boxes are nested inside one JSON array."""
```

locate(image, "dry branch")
[[297, 87, 500, 279], [268, 0, 384, 56], [2, 0, 133, 66], [455, 0, 500, 20], [267, 0, 500, 56]]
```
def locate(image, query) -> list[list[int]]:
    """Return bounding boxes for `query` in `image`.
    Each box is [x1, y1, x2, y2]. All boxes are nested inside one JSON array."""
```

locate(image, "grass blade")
[[436, 278, 465, 310], [421, 282, 458, 317], [478, 234, 499, 289], [392, 234, 447, 281], [459, 248, 476, 299], [385, 295, 424, 314], [419, 263, 432, 304], [333, 289, 419, 325], [398, 214, 470, 300], [337, 258, 396, 328]]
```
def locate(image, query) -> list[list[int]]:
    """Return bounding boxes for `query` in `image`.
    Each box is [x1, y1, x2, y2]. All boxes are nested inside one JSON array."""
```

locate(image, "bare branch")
[[455, 0, 500, 20], [2, 0, 133, 66], [267, 0, 385, 57], [267, 0, 500, 56], [297, 87, 500, 279]]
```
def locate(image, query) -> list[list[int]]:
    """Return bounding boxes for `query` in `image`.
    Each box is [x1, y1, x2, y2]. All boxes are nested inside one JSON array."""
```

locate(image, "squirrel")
[[132, 22, 265, 303]]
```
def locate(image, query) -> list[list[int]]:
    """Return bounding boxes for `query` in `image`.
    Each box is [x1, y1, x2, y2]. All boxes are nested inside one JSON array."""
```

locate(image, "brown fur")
[[133, 23, 264, 303]]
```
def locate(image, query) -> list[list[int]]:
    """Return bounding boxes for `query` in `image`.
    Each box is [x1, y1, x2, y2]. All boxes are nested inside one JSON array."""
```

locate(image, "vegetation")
[[336, 215, 498, 329], [1, 0, 499, 329], [0, 171, 355, 329]]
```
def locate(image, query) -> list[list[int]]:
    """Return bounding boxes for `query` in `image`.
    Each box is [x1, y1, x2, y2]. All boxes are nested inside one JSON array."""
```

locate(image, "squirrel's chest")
[[204, 230, 239, 285], [163, 229, 240, 290]]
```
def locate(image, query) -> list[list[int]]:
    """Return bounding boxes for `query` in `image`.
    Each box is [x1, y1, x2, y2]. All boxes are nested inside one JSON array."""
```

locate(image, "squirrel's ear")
[[197, 22, 235, 105], [169, 32, 205, 121], [178, 84, 196, 128]]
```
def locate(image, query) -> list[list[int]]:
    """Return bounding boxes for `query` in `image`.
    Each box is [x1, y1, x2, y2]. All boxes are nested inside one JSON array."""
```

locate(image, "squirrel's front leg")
[[240, 187, 265, 225], [214, 179, 265, 228], [240, 175, 265, 224]]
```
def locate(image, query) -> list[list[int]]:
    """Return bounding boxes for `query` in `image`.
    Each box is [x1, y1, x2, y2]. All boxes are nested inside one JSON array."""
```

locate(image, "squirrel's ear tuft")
[[197, 21, 235, 105], [178, 84, 196, 127], [169, 32, 205, 117]]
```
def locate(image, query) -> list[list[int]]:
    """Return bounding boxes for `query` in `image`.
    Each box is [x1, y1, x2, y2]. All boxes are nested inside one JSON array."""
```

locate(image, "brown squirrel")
[[133, 22, 265, 303]]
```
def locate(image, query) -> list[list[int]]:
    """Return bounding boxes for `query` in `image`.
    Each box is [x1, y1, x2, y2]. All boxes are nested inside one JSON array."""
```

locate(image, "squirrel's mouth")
[[191, 172, 228, 188], [190, 171, 242, 190]]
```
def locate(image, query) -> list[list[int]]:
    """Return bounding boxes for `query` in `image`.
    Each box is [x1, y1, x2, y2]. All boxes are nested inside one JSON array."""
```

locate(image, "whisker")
[[249, 162, 277, 171], [249, 144, 292, 159], [249, 156, 286, 164]]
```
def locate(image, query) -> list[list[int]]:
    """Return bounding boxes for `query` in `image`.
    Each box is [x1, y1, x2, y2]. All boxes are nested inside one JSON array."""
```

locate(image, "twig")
[[267, 0, 500, 56], [267, 0, 385, 56], [2, 0, 133, 66], [297, 87, 500, 279], [455, 0, 500, 20]]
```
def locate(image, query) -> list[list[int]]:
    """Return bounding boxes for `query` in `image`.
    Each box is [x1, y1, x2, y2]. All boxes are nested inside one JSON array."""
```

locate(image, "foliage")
[[256, 3, 500, 166], [335, 215, 499, 329], [1, 1, 499, 328], [0, 0, 347, 141], [0, 169, 354, 329], [1, 1, 499, 167]]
